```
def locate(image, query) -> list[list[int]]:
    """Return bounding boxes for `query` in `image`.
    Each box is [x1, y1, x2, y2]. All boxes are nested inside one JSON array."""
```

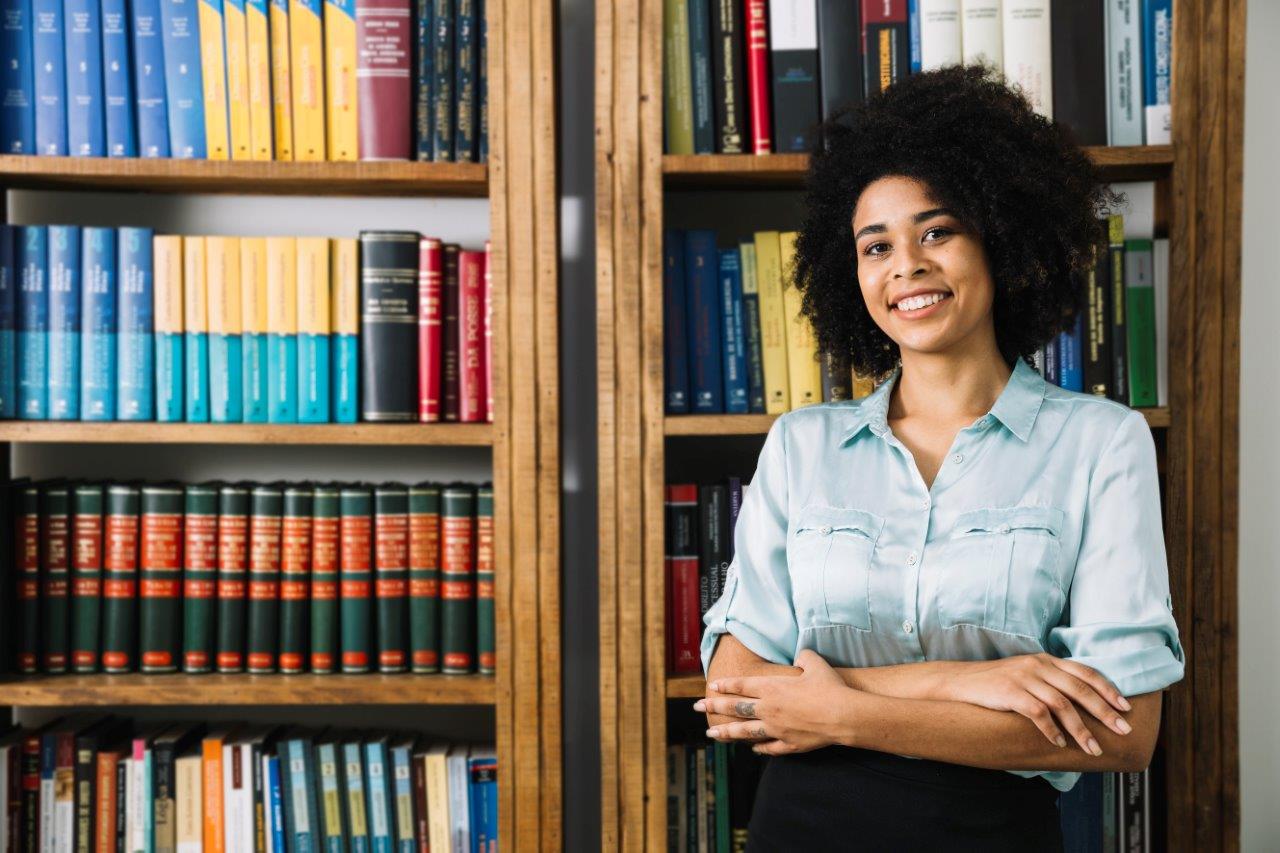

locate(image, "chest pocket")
[[790, 506, 883, 631], [938, 505, 1067, 640]]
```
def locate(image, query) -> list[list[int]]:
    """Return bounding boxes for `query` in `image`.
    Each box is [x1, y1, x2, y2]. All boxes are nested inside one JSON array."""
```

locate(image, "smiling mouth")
[[891, 292, 952, 312]]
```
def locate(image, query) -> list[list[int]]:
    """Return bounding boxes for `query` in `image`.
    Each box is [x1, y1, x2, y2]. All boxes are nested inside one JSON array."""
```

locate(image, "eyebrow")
[[853, 207, 956, 242]]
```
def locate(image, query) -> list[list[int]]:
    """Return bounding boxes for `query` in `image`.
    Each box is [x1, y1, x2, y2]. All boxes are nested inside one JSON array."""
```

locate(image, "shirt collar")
[[839, 357, 1046, 445]]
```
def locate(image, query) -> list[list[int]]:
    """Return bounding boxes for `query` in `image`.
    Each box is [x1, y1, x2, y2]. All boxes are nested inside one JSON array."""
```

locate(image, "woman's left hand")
[[695, 649, 863, 756]]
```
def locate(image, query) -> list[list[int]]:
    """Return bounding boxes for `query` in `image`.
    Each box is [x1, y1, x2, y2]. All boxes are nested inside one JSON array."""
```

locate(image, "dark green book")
[[247, 484, 284, 674], [414, 0, 434, 160], [431, 0, 454, 162], [340, 486, 374, 673], [216, 484, 251, 673], [477, 9, 487, 162], [475, 482, 494, 675], [439, 482, 475, 674], [140, 484, 184, 673], [181, 483, 220, 673], [70, 484, 104, 673], [1107, 215, 1129, 405], [408, 482, 440, 674], [39, 480, 71, 673], [452, 0, 477, 161], [374, 484, 409, 673], [0, 479, 19, 673], [15, 480, 39, 673], [310, 485, 341, 674], [101, 484, 140, 673], [1124, 239, 1158, 408], [279, 485, 313, 675]]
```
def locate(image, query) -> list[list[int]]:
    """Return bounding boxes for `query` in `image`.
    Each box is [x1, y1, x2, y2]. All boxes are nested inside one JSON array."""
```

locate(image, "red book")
[[482, 241, 493, 422], [355, 0, 412, 159], [411, 750, 429, 853], [744, 0, 773, 154], [457, 250, 486, 423], [441, 244, 461, 421], [666, 484, 702, 674], [417, 237, 443, 422]]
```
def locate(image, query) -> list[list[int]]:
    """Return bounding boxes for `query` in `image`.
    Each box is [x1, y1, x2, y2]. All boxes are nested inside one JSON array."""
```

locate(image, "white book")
[[1106, 0, 1144, 144], [920, 0, 962, 70], [445, 746, 470, 853], [1153, 238, 1169, 407], [224, 739, 255, 853], [39, 753, 54, 853], [1001, 0, 1051, 118], [961, 0, 1002, 71], [261, 754, 275, 853], [175, 753, 203, 853], [1109, 181, 1156, 238], [125, 751, 143, 853], [53, 751, 74, 853]]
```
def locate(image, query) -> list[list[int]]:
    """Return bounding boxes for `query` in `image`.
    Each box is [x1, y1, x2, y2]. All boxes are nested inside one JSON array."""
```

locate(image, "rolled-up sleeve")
[[700, 417, 797, 674], [1047, 409, 1186, 696]]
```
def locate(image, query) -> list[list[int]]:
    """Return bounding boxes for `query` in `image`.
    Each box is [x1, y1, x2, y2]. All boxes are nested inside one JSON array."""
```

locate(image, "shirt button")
[[902, 620, 914, 634], [953, 453, 964, 464], [906, 552, 917, 566], [922, 497, 931, 510], [999, 524, 1011, 534], [820, 525, 833, 536]]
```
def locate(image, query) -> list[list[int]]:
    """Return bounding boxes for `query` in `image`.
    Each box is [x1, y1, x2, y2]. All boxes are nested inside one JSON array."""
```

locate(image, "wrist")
[[834, 685, 872, 749]]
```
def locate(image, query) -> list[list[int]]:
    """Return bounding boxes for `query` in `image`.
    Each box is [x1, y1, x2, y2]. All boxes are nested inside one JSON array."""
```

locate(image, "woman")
[[694, 67, 1185, 850]]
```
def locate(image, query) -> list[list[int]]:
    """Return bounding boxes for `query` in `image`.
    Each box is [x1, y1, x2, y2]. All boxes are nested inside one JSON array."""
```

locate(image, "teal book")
[[184, 236, 209, 422], [79, 227, 116, 420], [296, 237, 329, 423], [47, 225, 80, 420], [315, 734, 346, 853], [207, 236, 243, 422], [341, 738, 371, 853], [16, 225, 48, 420], [0, 225, 16, 418], [330, 238, 357, 423], [116, 226, 154, 421], [363, 735, 392, 853], [266, 236, 297, 422], [153, 235, 183, 421], [241, 237, 267, 422]]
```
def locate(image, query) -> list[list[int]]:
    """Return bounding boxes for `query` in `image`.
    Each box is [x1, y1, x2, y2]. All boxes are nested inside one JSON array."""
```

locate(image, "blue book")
[[267, 334, 296, 421], [116, 226, 154, 420], [683, 229, 722, 414], [243, 332, 267, 421], [467, 748, 497, 853], [297, 334, 327, 422], [685, 0, 712, 154], [283, 737, 321, 853], [63, 0, 105, 155], [210, 323, 243, 424], [1, 0, 36, 153], [1141, 0, 1172, 145], [717, 249, 748, 414], [80, 227, 116, 420], [267, 755, 286, 853], [31, 0, 66, 154], [477, 13, 485, 162], [740, 273, 765, 413], [0, 225, 16, 418], [101, 0, 135, 155], [131, 0, 168, 156], [342, 740, 371, 853], [47, 225, 79, 419], [662, 229, 689, 414], [331, 334, 355, 422], [315, 740, 345, 853], [158, 0, 205, 157], [16, 225, 47, 420], [907, 0, 921, 73], [388, 741, 414, 853], [364, 737, 392, 853], [1043, 337, 1058, 386], [1059, 771, 1104, 852], [414, 0, 431, 158], [1059, 312, 1085, 393]]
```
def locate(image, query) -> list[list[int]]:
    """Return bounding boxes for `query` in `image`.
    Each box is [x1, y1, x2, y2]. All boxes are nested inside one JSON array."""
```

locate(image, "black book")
[[821, 351, 852, 401], [73, 717, 130, 853], [1051, 0, 1107, 146], [710, 0, 748, 153], [1083, 242, 1111, 398], [725, 476, 742, 564], [769, 4, 821, 152], [697, 483, 728, 615], [689, 0, 716, 153], [1107, 219, 1129, 404], [861, 2, 908, 98], [152, 722, 206, 853], [359, 231, 421, 421], [0, 478, 17, 673], [817, 0, 862, 129], [453, 0, 479, 161]]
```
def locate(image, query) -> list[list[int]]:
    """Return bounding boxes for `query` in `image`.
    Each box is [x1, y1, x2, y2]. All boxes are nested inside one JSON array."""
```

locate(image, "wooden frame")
[[596, 1, 1245, 849], [0, 0, 562, 849]]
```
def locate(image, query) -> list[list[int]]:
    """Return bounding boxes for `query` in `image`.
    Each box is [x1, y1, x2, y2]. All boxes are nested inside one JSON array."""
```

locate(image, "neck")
[[890, 338, 1012, 424]]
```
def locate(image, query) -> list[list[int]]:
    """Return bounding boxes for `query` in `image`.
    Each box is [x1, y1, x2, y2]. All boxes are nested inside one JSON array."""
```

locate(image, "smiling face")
[[852, 175, 998, 361]]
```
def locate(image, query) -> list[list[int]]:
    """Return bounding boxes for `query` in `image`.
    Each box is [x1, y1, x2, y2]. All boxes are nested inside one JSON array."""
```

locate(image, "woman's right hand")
[[942, 654, 1134, 754]]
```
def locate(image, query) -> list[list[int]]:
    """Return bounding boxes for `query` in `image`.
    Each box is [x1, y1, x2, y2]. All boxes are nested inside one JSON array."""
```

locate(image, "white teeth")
[[895, 292, 947, 311]]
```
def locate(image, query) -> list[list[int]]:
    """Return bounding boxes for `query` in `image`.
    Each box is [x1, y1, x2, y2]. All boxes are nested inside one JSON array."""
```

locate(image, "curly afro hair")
[[793, 65, 1119, 380]]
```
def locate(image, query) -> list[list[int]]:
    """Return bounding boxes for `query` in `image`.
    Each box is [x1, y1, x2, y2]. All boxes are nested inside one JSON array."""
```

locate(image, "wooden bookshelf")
[[0, 422, 495, 446], [597, 0, 1244, 849]]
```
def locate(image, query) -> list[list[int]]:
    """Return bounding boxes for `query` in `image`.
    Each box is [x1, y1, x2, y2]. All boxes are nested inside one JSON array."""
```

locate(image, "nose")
[[892, 240, 928, 280]]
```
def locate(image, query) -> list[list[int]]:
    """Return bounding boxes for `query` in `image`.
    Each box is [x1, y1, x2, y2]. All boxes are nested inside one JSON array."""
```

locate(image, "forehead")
[[852, 176, 940, 228]]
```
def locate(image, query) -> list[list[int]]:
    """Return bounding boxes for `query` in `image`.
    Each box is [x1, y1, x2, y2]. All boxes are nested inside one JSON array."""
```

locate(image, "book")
[[475, 483, 494, 675], [223, 0, 252, 158], [241, 236, 269, 422], [417, 237, 443, 421], [408, 482, 440, 673], [453, 0, 477, 160], [666, 483, 700, 672], [153, 724, 203, 853], [325, 0, 356, 159], [17, 225, 48, 420], [296, 236, 330, 422], [289, 0, 326, 159], [314, 733, 347, 853], [64, 0, 106, 155], [245, 0, 272, 158], [709, 0, 747, 153], [1050, 0, 1106, 145], [266, 235, 298, 422], [439, 483, 474, 674], [116, 227, 154, 421], [342, 738, 371, 853], [16, 482, 39, 672], [215, 484, 249, 672], [1083, 242, 1111, 397], [184, 236, 210, 421], [768, 0, 820, 152], [154, 236, 185, 422], [100, 0, 135, 156], [181, 483, 219, 672], [131, 0, 169, 156], [197, 0, 230, 158], [1153, 237, 1168, 406], [374, 484, 410, 672], [201, 726, 234, 853], [444, 746, 469, 852], [918, 0, 960, 70], [70, 484, 103, 672], [246, 484, 283, 673], [32, 0, 66, 154], [738, 242, 765, 413], [389, 738, 416, 853], [960, 0, 1000, 70], [1001, 0, 1051, 118], [663, 230, 690, 414], [1106, 0, 1144, 145], [422, 744, 448, 853], [174, 746, 202, 853], [330, 238, 359, 423], [340, 485, 373, 672], [278, 485, 312, 673], [160, 0, 207, 157], [687, 0, 714, 154], [359, 231, 419, 421], [139, 484, 184, 672], [0, 0, 36, 154], [47, 225, 80, 420], [354, 0, 410, 158], [268, 0, 292, 158], [207, 236, 245, 423], [752, 230, 789, 414], [310, 483, 341, 672], [440, 243, 458, 420], [1107, 214, 1128, 404], [1125, 238, 1157, 407], [717, 248, 748, 414], [39, 482, 71, 673], [363, 735, 392, 853], [816, 0, 861, 126], [102, 484, 140, 672], [0, 226, 15, 418], [429, 0, 452, 160], [414, 0, 432, 159], [467, 747, 497, 852], [664, 0, 694, 154], [457, 249, 485, 422], [742, 0, 770, 153], [780, 232, 820, 409], [684, 229, 722, 414], [861, 0, 908, 97], [1142, 0, 1172, 144]]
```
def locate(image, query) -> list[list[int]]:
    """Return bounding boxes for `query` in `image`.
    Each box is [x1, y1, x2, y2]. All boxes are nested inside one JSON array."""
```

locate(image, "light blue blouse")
[[700, 356, 1185, 793]]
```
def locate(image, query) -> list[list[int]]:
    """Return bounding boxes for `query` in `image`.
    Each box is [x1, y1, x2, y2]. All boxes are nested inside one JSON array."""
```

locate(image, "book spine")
[[266, 235, 298, 422], [341, 743, 369, 853], [742, 0, 770, 153], [816, 0, 862, 125], [268, 0, 291, 158], [159, 0, 207, 157], [64, 0, 106, 155], [718, 248, 748, 414], [47, 225, 81, 420], [768, 0, 819, 152], [709, 0, 746, 153], [223, 0, 252, 158], [753, 230, 789, 413], [184, 236, 210, 421], [20, 733, 39, 850], [288, 0, 325, 159], [240, 236, 269, 422], [95, 751, 119, 853], [94, 0, 133, 154], [355, 0, 410, 159], [1106, 0, 1143, 145], [329, 238, 358, 423], [246, 484, 283, 673], [687, 0, 713, 153], [1051, 0, 1106, 145], [53, 732, 74, 853], [310, 485, 340, 672], [410, 754, 428, 852], [1142, 0, 1171, 144], [1000, 0, 1051, 118], [117, 227, 154, 421], [483, 242, 492, 420], [245, 0, 271, 158], [821, 351, 851, 401], [1, 0, 36, 154], [663, 230, 689, 414], [74, 734, 99, 853], [408, 483, 439, 673], [0, 225, 16, 417], [1084, 242, 1111, 397], [663, 0, 693, 154], [780, 231, 820, 408], [665, 484, 700, 672], [364, 742, 390, 853], [278, 486, 312, 673], [323, 0, 355, 159], [207, 235, 245, 423], [429, 0, 451, 160], [413, 0, 432, 159], [339, 485, 373, 672], [374, 485, 409, 672], [475, 483, 494, 674], [698, 484, 725, 611], [202, 737, 224, 853], [102, 484, 140, 672], [181, 484, 218, 672], [439, 483, 474, 674], [197, 0, 229, 157], [154, 236, 185, 422], [440, 243, 458, 420], [918, 0, 960, 70], [17, 225, 48, 420], [315, 744, 344, 853], [32, 0, 66, 154], [70, 484, 104, 672], [296, 237, 330, 422], [266, 756, 285, 853], [1107, 214, 1128, 404], [16, 484, 39, 672], [131, 0, 169, 156], [452, 0, 475, 160], [1061, 311, 1085, 392], [175, 755, 202, 853], [1125, 239, 1157, 407], [477, 12, 487, 163], [684, 230, 722, 413], [861, 0, 908, 97], [358, 231, 419, 421], [215, 485, 250, 671], [738, 243, 765, 413], [150, 740, 176, 853], [417, 237, 442, 421], [140, 485, 183, 672], [389, 748, 413, 853], [39, 483, 70, 672], [960, 0, 1000, 69], [457, 250, 484, 423]]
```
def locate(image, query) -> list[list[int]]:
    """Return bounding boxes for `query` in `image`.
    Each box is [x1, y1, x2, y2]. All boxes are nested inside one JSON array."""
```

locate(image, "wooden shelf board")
[[666, 406, 1171, 436], [0, 421, 494, 446], [663, 146, 1175, 189], [667, 675, 706, 699], [0, 156, 488, 197], [0, 673, 497, 706]]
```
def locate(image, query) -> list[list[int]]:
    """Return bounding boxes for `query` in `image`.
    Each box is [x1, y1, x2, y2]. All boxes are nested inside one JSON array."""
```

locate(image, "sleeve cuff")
[[1065, 644, 1186, 697], [700, 621, 794, 676]]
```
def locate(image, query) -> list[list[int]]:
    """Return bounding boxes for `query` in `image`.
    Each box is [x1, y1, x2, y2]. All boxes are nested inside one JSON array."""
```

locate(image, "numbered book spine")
[[342, 740, 371, 853], [130, 0, 168, 155], [47, 225, 81, 420], [339, 485, 373, 672], [358, 231, 418, 421], [17, 225, 48, 420], [315, 740, 345, 853], [184, 236, 210, 421], [32, 0, 65, 153], [297, 237, 330, 422], [416, 237, 442, 421], [1142, 0, 1171, 144], [374, 484, 408, 672], [39, 482, 70, 672], [245, 0, 271, 158], [16, 483, 39, 672], [239, 236, 268, 421], [408, 482, 439, 673], [70, 483, 104, 672], [717, 248, 748, 414], [223, 0, 251, 158], [140, 484, 184, 673], [323, 0, 355, 159], [159, 0, 206, 157], [215, 484, 249, 672], [0, 225, 15, 417], [363, 738, 391, 853], [389, 742, 414, 853], [268, 0, 291, 159], [288, 0, 325, 159], [354, 0, 410, 159], [154, 235, 184, 422], [102, 484, 140, 673], [439, 483, 474, 674], [79, 227, 116, 420], [1, 0, 36, 153], [207, 236, 244, 422], [768, 0, 819, 152], [246, 484, 282, 672], [309, 484, 340, 672], [197, 0, 229, 157], [475, 483, 493, 674], [457, 250, 484, 422], [1106, 0, 1143, 145], [440, 243, 458, 421], [266, 236, 297, 422], [278, 485, 312, 673], [429, 0, 451, 161], [64, 0, 106, 155], [330, 238, 358, 423], [116, 227, 154, 420], [452, 0, 476, 160], [181, 483, 219, 672], [413, 0, 431, 159]]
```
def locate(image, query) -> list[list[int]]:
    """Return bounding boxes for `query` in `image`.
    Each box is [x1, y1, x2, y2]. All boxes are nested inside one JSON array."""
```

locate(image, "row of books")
[[0, 0, 487, 162], [665, 0, 1173, 156], [6, 479, 496, 676], [0, 718, 496, 853], [0, 225, 494, 424]]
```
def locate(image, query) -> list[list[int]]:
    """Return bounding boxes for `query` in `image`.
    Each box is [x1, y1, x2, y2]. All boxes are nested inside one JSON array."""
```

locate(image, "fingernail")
[[1088, 738, 1102, 756], [705, 728, 718, 739], [1055, 735, 1066, 748], [708, 681, 719, 692], [1116, 718, 1132, 734], [1119, 697, 1132, 711]]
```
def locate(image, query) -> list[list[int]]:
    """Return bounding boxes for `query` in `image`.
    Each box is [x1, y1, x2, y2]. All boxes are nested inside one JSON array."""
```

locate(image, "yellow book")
[[296, 237, 330, 422], [240, 237, 269, 421], [222, 0, 252, 159], [323, 0, 356, 160], [268, 0, 293, 159], [289, 0, 326, 160], [154, 236, 184, 422], [851, 368, 875, 400], [197, 0, 231, 159], [175, 755, 203, 853], [752, 231, 790, 414], [206, 237, 244, 421], [266, 236, 298, 421], [780, 231, 822, 410], [245, 0, 273, 159], [330, 238, 358, 423], [424, 746, 450, 853], [184, 237, 210, 421]]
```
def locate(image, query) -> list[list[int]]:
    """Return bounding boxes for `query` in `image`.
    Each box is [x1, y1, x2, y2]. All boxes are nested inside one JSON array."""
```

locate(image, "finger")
[[1039, 668, 1133, 736], [1048, 658, 1131, 712], [1012, 695, 1068, 747], [693, 697, 759, 718], [706, 720, 770, 742], [707, 676, 766, 698], [752, 739, 794, 756], [1024, 682, 1102, 756], [794, 649, 823, 669]]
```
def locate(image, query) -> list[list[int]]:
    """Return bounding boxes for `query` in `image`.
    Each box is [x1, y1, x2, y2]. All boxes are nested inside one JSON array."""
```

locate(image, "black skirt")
[[745, 746, 1064, 852]]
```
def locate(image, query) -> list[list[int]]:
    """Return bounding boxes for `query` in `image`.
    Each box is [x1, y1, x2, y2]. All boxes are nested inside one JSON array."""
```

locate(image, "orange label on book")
[[375, 579, 406, 597], [342, 651, 368, 667], [105, 515, 138, 570], [409, 578, 438, 596], [412, 650, 438, 666], [378, 651, 405, 667], [247, 652, 274, 669], [440, 516, 473, 575], [141, 579, 181, 597], [442, 652, 470, 669], [44, 514, 69, 569], [186, 515, 218, 569], [103, 579, 136, 598], [312, 516, 339, 572], [217, 579, 246, 598], [184, 579, 216, 599], [280, 581, 308, 600], [185, 651, 210, 668], [375, 514, 408, 570], [340, 580, 370, 597], [477, 579, 494, 598], [218, 516, 249, 571], [281, 516, 311, 573], [248, 580, 278, 600], [142, 651, 174, 667], [441, 579, 473, 600], [340, 515, 371, 571], [408, 512, 439, 569], [141, 514, 183, 569], [73, 515, 102, 569], [73, 578, 100, 596], [311, 652, 334, 669], [250, 515, 282, 570], [279, 653, 304, 670], [102, 651, 130, 669], [311, 579, 337, 600], [19, 513, 38, 569]]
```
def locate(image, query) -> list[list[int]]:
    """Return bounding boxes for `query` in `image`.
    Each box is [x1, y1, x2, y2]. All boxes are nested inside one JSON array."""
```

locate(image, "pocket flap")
[[795, 505, 885, 540], [956, 505, 1064, 538]]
